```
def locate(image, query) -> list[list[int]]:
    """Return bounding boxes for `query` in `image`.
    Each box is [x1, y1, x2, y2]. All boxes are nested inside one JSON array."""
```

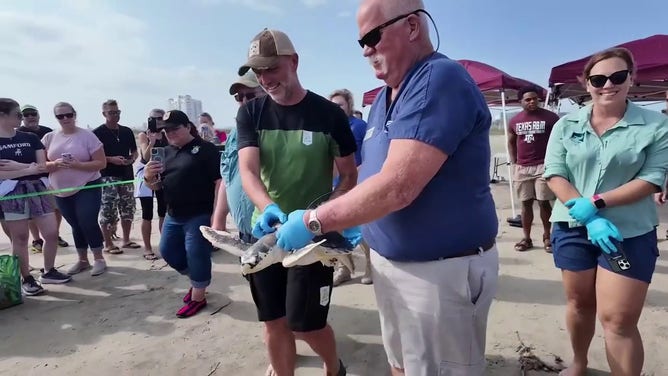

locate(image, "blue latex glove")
[[252, 203, 288, 239], [564, 197, 598, 224], [585, 216, 623, 254], [276, 210, 313, 251], [342, 226, 363, 248]]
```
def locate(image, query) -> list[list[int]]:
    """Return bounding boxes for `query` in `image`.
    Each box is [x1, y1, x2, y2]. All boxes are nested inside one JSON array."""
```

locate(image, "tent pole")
[[501, 89, 517, 218]]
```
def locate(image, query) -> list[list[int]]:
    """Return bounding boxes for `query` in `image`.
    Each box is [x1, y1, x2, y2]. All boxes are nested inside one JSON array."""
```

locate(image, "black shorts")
[[248, 262, 334, 332]]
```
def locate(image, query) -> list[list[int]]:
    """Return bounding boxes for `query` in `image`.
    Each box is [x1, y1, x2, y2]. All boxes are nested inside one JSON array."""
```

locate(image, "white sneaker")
[[91, 259, 107, 276], [333, 262, 352, 287], [67, 261, 91, 275]]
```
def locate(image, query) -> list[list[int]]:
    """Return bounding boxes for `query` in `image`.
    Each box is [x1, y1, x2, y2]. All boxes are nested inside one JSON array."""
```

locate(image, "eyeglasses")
[[234, 92, 256, 102], [357, 9, 424, 48], [55, 113, 75, 120], [22, 111, 39, 117], [587, 70, 630, 88], [106, 110, 121, 116]]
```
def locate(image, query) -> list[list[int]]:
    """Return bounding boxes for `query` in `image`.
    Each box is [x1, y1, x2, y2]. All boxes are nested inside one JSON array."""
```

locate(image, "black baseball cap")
[[162, 110, 191, 129]]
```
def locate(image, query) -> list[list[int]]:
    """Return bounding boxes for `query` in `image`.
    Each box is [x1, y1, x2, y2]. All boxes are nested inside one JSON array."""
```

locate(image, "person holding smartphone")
[[43, 102, 108, 277], [136, 109, 168, 260], [143, 110, 221, 318], [544, 47, 668, 375]]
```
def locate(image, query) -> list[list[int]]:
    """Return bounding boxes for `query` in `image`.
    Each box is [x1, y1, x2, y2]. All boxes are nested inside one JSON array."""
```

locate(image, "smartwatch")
[[592, 194, 606, 209], [307, 209, 323, 236]]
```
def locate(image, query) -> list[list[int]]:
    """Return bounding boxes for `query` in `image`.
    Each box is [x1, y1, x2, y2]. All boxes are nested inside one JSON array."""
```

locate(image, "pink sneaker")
[[176, 299, 207, 318], [183, 288, 192, 303]]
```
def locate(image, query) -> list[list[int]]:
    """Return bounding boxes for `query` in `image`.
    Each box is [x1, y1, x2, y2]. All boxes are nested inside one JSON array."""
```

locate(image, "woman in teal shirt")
[[544, 47, 668, 376]]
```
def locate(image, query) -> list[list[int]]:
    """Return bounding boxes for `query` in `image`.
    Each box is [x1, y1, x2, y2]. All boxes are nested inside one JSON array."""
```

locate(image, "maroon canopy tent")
[[361, 59, 547, 107], [549, 34, 668, 104]]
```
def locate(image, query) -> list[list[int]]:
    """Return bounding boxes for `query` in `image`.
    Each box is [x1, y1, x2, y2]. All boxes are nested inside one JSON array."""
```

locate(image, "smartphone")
[[148, 117, 158, 133], [602, 239, 631, 273], [61, 153, 73, 162], [151, 147, 165, 164]]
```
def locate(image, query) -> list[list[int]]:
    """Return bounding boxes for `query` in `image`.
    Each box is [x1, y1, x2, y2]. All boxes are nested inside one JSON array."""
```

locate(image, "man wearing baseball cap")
[[236, 29, 358, 376], [211, 71, 265, 243]]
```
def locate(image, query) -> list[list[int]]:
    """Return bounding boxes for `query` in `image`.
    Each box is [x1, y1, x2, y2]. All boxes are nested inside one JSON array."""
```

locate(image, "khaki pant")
[[513, 164, 555, 202], [371, 247, 499, 376]]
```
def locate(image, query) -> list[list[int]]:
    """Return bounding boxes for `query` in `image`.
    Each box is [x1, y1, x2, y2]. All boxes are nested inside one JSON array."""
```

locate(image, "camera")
[[151, 147, 165, 164]]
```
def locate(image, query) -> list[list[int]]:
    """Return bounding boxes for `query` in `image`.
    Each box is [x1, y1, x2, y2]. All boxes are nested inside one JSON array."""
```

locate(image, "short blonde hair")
[[329, 89, 355, 109]]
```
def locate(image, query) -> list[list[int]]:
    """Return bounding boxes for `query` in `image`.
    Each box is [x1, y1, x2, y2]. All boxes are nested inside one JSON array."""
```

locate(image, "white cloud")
[[0, 6, 237, 130]]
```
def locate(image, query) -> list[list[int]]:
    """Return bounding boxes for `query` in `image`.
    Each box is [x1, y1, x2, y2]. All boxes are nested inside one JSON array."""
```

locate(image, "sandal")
[[122, 242, 141, 249], [104, 246, 123, 254], [543, 236, 552, 253], [514, 238, 533, 252], [143, 252, 158, 260]]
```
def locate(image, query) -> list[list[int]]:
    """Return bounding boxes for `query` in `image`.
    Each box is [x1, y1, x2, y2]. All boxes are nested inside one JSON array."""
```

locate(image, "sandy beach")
[[1, 135, 667, 376]]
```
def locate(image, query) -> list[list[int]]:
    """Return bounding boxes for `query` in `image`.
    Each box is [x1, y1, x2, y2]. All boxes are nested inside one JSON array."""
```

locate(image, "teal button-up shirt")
[[220, 128, 255, 235], [544, 102, 668, 238]]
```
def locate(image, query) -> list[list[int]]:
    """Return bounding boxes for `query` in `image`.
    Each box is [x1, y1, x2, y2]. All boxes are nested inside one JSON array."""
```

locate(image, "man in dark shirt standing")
[[507, 86, 560, 253], [93, 99, 139, 253], [18, 105, 69, 250]]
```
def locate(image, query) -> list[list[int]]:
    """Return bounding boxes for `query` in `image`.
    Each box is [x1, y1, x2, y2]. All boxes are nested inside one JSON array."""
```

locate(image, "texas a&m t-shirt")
[[509, 108, 560, 166]]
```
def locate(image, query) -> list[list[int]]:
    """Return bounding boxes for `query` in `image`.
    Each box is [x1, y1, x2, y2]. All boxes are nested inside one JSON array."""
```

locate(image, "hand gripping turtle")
[[199, 225, 360, 275]]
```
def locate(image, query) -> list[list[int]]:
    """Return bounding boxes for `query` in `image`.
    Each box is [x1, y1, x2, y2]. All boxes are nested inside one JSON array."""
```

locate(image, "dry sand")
[[1, 135, 667, 376]]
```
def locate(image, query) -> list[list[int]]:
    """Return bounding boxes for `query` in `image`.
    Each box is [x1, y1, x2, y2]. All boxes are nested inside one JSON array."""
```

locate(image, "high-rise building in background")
[[167, 95, 203, 123]]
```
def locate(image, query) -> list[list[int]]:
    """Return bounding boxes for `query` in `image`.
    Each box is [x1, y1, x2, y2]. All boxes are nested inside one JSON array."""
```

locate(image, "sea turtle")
[[199, 226, 355, 275]]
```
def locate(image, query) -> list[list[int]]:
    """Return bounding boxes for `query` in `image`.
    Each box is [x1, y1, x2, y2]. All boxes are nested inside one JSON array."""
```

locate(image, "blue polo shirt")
[[358, 52, 498, 262]]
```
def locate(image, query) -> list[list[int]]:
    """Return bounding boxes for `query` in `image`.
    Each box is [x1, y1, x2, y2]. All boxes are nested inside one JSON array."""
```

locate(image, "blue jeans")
[[159, 214, 213, 288], [55, 185, 104, 251]]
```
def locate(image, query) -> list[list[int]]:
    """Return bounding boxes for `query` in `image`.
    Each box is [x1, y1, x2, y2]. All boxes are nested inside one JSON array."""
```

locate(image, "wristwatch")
[[592, 194, 606, 209], [307, 209, 323, 236]]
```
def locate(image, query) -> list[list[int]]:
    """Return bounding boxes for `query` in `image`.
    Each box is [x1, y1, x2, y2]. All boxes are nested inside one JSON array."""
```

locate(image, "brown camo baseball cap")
[[238, 29, 296, 76]]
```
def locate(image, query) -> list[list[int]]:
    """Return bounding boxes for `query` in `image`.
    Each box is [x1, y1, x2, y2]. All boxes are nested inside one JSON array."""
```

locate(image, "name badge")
[[364, 127, 375, 141], [302, 131, 312, 146]]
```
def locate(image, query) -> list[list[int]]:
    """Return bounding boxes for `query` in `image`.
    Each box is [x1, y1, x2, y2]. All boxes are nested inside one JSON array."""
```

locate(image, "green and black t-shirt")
[[236, 91, 356, 222]]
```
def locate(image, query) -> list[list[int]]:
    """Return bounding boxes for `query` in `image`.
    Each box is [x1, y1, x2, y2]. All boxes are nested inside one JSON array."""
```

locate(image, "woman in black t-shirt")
[[143, 110, 221, 318], [0, 98, 71, 296]]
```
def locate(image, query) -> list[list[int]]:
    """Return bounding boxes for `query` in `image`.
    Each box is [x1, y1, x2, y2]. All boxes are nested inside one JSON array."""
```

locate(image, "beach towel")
[[0, 255, 23, 310]]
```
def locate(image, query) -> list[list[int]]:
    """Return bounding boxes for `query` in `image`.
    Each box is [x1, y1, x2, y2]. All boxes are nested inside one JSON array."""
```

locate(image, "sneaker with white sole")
[[40, 268, 73, 284], [67, 261, 91, 275], [91, 259, 107, 276], [22, 275, 45, 296]]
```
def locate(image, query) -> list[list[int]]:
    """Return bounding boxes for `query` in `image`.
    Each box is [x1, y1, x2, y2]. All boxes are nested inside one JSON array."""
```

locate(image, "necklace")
[[107, 126, 120, 142]]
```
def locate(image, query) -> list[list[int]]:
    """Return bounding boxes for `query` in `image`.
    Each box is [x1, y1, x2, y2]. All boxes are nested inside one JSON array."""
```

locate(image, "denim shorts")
[[551, 222, 659, 283]]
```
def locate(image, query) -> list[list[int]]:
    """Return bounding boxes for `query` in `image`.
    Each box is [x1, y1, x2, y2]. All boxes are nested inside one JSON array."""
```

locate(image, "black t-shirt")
[[17, 125, 52, 178], [0, 131, 45, 181], [93, 124, 137, 179], [18, 125, 53, 140], [161, 138, 221, 217]]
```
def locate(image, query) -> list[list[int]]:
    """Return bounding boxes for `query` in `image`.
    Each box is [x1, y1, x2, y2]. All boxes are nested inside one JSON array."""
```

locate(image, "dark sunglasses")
[[234, 92, 256, 102], [55, 113, 75, 120], [106, 110, 121, 115], [587, 70, 630, 88], [358, 9, 424, 48], [22, 111, 39, 117]]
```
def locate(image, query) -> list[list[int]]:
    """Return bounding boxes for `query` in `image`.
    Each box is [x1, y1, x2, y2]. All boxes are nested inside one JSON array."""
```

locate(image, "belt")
[[436, 239, 496, 261]]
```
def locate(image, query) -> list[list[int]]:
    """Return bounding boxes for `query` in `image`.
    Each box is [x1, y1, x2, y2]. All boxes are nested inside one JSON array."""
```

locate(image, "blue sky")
[[2, 0, 666, 130]]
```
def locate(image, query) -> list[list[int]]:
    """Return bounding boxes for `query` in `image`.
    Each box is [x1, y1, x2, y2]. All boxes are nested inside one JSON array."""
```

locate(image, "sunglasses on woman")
[[587, 70, 630, 88], [55, 113, 75, 120], [357, 9, 424, 48]]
